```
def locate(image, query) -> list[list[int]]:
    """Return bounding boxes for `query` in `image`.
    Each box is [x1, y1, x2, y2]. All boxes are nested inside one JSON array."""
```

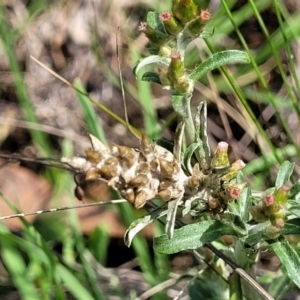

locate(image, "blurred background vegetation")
[[0, 0, 300, 299]]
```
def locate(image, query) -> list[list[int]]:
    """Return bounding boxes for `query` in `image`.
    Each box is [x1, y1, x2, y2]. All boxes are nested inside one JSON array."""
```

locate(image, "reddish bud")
[[160, 11, 183, 35], [160, 11, 172, 22], [220, 182, 246, 202], [263, 194, 274, 207], [186, 9, 212, 37], [200, 9, 212, 21], [230, 187, 241, 199]]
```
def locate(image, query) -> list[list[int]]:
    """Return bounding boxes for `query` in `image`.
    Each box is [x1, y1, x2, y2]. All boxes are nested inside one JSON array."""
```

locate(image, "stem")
[[229, 272, 243, 300]]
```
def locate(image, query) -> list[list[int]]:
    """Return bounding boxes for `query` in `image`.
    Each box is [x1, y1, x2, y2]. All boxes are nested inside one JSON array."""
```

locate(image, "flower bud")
[[211, 142, 230, 170], [159, 46, 172, 57], [158, 67, 172, 87], [263, 194, 274, 207], [167, 51, 185, 82], [139, 22, 168, 46], [264, 223, 282, 239], [221, 159, 245, 182], [270, 209, 286, 229], [250, 203, 268, 223], [187, 9, 212, 37], [220, 182, 246, 202], [160, 12, 183, 35], [174, 76, 190, 93], [274, 184, 290, 206], [172, 0, 198, 25]]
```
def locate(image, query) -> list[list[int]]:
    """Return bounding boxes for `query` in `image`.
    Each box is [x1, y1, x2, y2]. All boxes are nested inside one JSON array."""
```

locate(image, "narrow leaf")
[[289, 182, 300, 200], [165, 197, 182, 238], [154, 220, 243, 254], [194, 101, 211, 168], [57, 264, 95, 300], [183, 142, 200, 175], [124, 207, 167, 247], [133, 56, 170, 77], [282, 218, 300, 235], [275, 161, 294, 189], [228, 188, 251, 222], [173, 121, 185, 162], [141, 72, 162, 84], [171, 94, 191, 118], [271, 239, 300, 289], [124, 215, 154, 247], [189, 50, 249, 82], [74, 78, 107, 143]]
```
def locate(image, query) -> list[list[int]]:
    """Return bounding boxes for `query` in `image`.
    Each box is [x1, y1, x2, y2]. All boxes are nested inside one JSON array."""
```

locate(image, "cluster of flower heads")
[[62, 135, 245, 215], [139, 0, 212, 95], [250, 184, 291, 238]]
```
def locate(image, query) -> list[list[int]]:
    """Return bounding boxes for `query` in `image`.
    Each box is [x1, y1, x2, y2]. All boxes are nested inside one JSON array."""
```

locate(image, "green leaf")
[[165, 197, 182, 238], [74, 78, 107, 143], [147, 11, 166, 34], [268, 272, 293, 299], [57, 264, 95, 300], [171, 94, 191, 118], [154, 220, 243, 254], [289, 182, 300, 200], [288, 201, 300, 218], [275, 161, 295, 189], [124, 215, 154, 247], [183, 142, 200, 174], [124, 207, 167, 247], [228, 188, 251, 222], [223, 213, 247, 236], [133, 56, 170, 77], [189, 274, 229, 300], [282, 219, 300, 235], [194, 101, 211, 168], [189, 50, 249, 82], [141, 72, 162, 84], [155, 138, 174, 153], [271, 239, 300, 289], [241, 231, 263, 247], [173, 121, 185, 162], [199, 30, 214, 39]]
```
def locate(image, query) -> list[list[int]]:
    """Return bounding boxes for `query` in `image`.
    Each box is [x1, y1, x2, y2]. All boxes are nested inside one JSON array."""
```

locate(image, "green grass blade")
[[74, 78, 107, 144], [57, 264, 95, 300]]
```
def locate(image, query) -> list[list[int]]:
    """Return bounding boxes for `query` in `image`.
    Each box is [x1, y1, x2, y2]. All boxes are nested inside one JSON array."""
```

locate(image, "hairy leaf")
[[228, 188, 251, 222], [154, 220, 243, 254], [271, 238, 300, 289], [275, 161, 295, 189], [124, 207, 167, 247], [189, 50, 249, 82], [124, 215, 154, 247], [133, 56, 170, 77], [183, 142, 200, 175], [282, 218, 300, 235], [171, 94, 192, 118]]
